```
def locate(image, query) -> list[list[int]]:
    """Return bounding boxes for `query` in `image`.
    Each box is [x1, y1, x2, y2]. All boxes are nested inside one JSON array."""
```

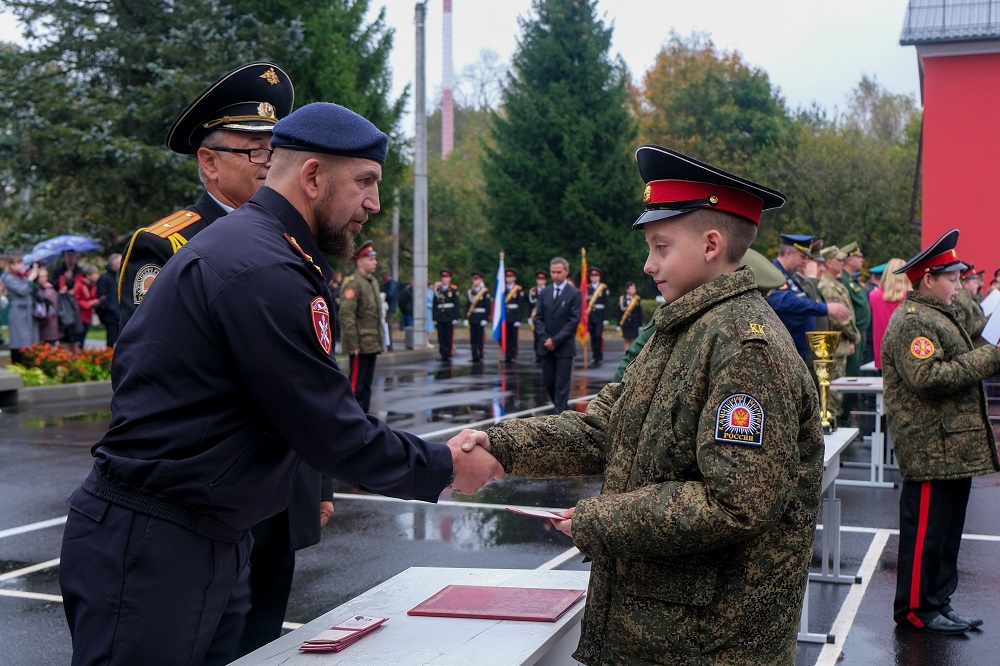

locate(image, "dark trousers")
[[470, 323, 485, 361], [588, 321, 604, 363], [60, 493, 252, 666], [437, 322, 454, 360], [541, 353, 573, 412], [105, 318, 120, 348], [349, 352, 378, 413], [504, 322, 519, 360], [239, 547, 295, 656], [894, 477, 972, 627]]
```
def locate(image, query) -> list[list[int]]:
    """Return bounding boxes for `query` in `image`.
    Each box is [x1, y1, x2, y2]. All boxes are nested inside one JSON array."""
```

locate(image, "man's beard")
[[315, 188, 358, 260]]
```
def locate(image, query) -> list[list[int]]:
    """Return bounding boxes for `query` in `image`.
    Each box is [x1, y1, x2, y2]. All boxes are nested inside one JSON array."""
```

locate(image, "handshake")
[[445, 428, 504, 494]]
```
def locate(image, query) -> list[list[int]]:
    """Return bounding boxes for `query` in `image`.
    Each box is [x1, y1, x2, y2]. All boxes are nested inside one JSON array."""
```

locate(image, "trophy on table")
[[806, 331, 842, 434]]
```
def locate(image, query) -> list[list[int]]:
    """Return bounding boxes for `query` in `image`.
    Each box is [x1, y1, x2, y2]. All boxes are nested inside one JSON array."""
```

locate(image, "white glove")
[[615, 326, 621, 332], [513, 322, 520, 327], [603, 320, 609, 327], [481, 320, 487, 327]]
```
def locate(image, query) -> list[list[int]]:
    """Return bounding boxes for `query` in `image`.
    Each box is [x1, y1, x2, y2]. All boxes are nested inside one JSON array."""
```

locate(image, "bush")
[[15, 343, 114, 384]]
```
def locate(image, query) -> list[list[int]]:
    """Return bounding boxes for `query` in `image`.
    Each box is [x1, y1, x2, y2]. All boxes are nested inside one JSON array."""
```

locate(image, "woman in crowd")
[[868, 257, 908, 371], [73, 264, 101, 348], [34, 266, 61, 346], [1, 255, 40, 364]]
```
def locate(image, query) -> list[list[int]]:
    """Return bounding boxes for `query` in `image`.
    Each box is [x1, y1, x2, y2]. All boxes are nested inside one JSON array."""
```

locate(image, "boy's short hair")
[[678, 209, 758, 263]]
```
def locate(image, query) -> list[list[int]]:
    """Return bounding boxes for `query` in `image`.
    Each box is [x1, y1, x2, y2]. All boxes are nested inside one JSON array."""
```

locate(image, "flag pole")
[[579, 247, 588, 368]]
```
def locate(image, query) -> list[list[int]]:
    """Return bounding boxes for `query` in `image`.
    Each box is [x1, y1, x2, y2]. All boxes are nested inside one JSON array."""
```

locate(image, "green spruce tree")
[[482, 0, 639, 287]]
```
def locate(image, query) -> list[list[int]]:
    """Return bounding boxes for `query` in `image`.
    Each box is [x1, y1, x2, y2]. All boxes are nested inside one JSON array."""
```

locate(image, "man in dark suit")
[[534, 257, 582, 412]]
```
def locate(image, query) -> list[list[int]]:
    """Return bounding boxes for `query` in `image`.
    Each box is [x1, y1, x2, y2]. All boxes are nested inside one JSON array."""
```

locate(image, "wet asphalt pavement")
[[2, 336, 1000, 665]]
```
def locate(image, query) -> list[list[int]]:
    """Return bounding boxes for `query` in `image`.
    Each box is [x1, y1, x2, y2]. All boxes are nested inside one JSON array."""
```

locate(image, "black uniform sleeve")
[[118, 230, 173, 332], [215, 263, 453, 502]]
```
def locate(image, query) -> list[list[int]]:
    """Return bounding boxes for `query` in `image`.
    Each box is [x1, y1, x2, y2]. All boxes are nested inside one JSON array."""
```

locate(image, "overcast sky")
[[1, 1, 922, 126], [375, 0, 921, 123]]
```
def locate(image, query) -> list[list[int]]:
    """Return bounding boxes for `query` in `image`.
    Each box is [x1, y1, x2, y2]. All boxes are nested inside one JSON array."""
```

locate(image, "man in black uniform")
[[584, 266, 609, 366], [434, 269, 460, 360], [59, 102, 504, 665], [529, 270, 547, 362], [118, 62, 293, 331], [502, 268, 526, 362], [466, 271, 491, 363]]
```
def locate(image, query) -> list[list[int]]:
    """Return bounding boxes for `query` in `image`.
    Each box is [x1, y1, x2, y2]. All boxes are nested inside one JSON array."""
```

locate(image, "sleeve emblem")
[[133, 264, 160, 304], [342, 288, 355, 300], [311, 296, 333, 355], [715, 393, 765, 447], [910, 336, 935, 359]]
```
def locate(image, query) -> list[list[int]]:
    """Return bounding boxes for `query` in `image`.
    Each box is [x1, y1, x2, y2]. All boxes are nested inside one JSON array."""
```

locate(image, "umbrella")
[[23, 235, 102, 265]]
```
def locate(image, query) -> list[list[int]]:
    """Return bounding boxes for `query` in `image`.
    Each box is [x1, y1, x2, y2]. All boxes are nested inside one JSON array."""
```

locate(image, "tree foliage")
[[0, 0, 406, 254], [482, 0, 640, 288]]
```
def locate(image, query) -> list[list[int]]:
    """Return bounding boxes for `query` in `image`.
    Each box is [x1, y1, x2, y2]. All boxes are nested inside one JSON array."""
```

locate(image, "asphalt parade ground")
[[2, 336, 1000, 665]]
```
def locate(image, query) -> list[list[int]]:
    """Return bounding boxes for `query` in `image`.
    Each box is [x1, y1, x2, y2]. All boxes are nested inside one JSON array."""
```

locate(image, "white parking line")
[[0, 589, 62, 602], [0, 558, 61, 582], [0, 516, 67, 540], [814, 529, 891, 666]]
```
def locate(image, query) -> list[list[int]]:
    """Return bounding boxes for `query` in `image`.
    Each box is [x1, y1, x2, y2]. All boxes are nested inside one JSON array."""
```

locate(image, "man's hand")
[[319, 501, 335, 528], [456, 428, 492, 454], [827, 303, 851, 322], [544, 337, 555, 351], [447, 429, 503, 494], [550, 506, 575, 537]]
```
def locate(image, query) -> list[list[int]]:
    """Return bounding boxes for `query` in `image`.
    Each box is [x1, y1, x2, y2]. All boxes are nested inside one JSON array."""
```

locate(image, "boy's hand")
[[550, 507, 575, 537]]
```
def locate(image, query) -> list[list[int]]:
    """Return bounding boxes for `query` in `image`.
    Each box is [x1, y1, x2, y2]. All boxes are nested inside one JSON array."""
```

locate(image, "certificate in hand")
[[505, 507, 568, 520]]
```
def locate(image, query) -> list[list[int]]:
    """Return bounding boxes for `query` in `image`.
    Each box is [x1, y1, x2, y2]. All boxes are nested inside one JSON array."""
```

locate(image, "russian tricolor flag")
[[492, 252, 506, 353]]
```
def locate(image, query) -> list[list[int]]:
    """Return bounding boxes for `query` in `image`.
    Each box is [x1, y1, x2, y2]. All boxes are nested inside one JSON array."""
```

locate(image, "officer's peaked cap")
[[271, 102, 388, 164], [895, 229, 967, 283], [820, 245, 846, 262], [166, 62, 294, 155], [353, 240, 376, 260], [633, 145, 786, 228], [779, 234, 814, 254], [841, 241, 863, 258]]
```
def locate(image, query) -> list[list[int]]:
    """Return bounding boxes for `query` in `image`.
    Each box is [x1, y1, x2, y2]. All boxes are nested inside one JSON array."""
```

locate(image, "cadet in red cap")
[[467, 145, 825, 664], [584, 267, 610, 366], [502, 269, 526, 362], [883, 229, 1000, 634], [340, 240, 385, 412], [466, 271, 491, 362], [433, 270, 460, 360]]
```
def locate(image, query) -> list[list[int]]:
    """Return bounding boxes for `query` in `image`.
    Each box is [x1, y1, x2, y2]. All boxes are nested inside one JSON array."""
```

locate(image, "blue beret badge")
[[715, 394, 765, 447], [311, 296, 333, 355]]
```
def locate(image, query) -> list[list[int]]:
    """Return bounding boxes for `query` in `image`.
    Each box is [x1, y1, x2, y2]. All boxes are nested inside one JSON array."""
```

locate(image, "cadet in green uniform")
[[818, 245, 861, 420], [841, 241, 872, 372], [954, 264, 987, 342], [883, 229, 1000, 635], [339, 240, 385, 413], [469, 146, 823, 665]]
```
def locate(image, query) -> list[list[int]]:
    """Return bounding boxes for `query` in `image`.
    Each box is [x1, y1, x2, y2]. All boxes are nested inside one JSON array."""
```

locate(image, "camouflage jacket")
[[952, 287, 987, 342], [338, 271, 384, 354], [818, 274, 861, 355], [487, 268, 824, 665], [882, 291, 1000, 481]]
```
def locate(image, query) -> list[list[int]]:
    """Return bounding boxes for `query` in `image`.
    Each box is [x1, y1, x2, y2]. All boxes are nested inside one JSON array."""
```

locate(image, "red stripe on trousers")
[[350, 353, 359, 392], [907, 480, 932, 628]]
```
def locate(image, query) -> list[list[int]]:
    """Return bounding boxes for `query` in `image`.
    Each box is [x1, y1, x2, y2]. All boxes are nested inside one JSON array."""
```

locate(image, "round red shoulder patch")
[[910, 336, 934, 359], [342, 288, 355, 299]]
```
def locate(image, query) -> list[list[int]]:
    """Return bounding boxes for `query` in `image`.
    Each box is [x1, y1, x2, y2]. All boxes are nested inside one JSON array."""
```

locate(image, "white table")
[[798, 427, 859, 644], [232, 567, 590, 665], [830, 377, 895, 489]]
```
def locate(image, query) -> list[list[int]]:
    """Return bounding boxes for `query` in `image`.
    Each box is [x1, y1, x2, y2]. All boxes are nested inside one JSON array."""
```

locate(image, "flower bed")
[[6, 343, 113, 385]]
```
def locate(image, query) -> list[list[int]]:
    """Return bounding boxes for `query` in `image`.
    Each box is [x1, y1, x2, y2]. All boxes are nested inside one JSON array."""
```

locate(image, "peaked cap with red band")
[[633, 145, 786, 228], [961, 263, 985, 280], [353, 240, 376, 261], [894, 228, 967, 283]]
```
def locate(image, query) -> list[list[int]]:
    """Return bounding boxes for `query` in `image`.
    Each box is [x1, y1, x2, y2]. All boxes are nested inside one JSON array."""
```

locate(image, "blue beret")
[[271, 102, 388, 164]]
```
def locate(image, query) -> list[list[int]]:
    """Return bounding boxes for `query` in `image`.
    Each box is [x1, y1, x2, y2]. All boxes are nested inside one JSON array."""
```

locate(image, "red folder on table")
[[407, 585, 585, 622]]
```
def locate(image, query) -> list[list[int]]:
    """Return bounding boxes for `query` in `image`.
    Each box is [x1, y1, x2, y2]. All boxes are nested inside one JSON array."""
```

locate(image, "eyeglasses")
[[205, 146, 274, 164]]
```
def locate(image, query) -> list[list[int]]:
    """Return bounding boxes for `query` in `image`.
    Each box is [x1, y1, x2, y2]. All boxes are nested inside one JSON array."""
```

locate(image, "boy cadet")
[[466, 271, 492, 363], [883, 229, 1000, 635], [339, 240, 385, 413], [585, 266, 610, 366], [466, 145, 824, 664], [954, 263, 988, 341]]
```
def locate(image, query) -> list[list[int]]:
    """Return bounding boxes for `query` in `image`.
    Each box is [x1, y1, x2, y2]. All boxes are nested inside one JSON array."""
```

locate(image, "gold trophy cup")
[[806, 331, 842, 434]]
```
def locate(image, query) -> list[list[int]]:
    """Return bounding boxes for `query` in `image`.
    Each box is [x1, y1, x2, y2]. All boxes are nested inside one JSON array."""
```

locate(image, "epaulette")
[[145, 209, 202, 239], [739, 319, 769, 344], [283, 233, 324, 277]]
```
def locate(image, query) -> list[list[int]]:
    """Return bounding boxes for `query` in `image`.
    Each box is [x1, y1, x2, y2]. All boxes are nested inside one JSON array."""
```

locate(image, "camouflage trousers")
[[826, 355, 848, 423]]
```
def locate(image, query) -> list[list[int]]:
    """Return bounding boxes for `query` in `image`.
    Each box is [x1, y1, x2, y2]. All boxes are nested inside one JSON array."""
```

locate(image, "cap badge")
[[910, 336, 934, 359], [311, 296, 333, 355], [258, 102, 277, 121], [259, 67, 281, 86], [714, 393, 765, 447], [709, 195, 719, 205], [643, 185, 651, 204]]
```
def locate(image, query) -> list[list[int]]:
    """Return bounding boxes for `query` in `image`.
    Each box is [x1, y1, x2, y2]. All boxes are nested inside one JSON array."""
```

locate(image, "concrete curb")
[[15, 380, 114, 406]]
